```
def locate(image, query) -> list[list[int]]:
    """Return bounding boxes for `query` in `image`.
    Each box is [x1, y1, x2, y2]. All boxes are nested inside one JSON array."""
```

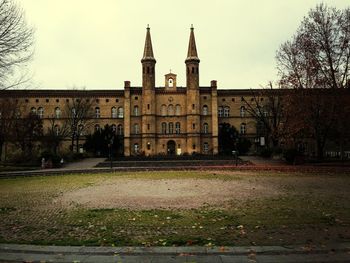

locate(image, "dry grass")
[[0, 170, 349, 246]]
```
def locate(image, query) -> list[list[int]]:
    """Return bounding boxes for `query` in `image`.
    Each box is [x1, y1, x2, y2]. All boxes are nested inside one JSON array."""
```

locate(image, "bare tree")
[[276, 4, 350, 160], [0, 98, 19, 161], [11, 111, 43, 159], [64, 96, 95, 153], [42, 117, 70, 155], [242, 82, 286, 151], [0, 0, 34, 90]]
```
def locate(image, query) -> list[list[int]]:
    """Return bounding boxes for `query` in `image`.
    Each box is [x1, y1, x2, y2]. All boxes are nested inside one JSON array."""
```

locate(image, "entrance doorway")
[[167, 140, 176, 155]]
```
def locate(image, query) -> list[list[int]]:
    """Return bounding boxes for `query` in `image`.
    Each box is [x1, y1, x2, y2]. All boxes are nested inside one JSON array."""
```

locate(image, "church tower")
[[141, 25, 156, 155], [185, 25, 201, 154]]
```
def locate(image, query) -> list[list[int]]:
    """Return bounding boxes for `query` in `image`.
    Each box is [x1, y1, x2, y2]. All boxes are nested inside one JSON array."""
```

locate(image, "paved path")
[[62, 158, 106, 169], [240, 156, 286, 166], [1, 243, 349, 262]]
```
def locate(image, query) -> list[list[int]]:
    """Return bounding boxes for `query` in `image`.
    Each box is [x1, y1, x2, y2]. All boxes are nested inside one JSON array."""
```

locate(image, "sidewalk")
[[1, 243, 349, 262], [62, 158, 106, 169], [239, 156, 286, 166]]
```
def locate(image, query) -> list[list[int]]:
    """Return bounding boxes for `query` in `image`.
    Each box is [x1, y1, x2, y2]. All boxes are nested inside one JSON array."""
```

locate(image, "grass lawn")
[[0, 170, 349, 246]]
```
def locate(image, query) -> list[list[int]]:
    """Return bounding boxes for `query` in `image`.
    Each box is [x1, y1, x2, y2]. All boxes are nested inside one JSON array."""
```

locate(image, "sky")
[[18, 0, 349, 90]]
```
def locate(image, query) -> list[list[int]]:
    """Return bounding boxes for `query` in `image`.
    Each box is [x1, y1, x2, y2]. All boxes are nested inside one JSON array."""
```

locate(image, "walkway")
[[0, 243, 349, 262], [62, 157, 106, 169], [240, 155, 286, 166]]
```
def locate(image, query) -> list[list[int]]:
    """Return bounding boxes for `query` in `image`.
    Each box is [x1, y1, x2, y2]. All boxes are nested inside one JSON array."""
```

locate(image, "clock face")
[[168, 97, 174, 102]]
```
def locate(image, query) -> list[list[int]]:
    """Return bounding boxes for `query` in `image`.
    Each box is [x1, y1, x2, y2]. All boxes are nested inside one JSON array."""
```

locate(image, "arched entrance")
[[167, 140, 176, 155]]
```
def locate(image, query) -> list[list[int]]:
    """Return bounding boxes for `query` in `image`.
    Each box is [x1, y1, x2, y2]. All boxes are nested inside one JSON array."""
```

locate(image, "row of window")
[[218, 106, 247, 117], [132, 142, 210, 153], [54, 122, 246, 136], [30, 105, 256, 119]]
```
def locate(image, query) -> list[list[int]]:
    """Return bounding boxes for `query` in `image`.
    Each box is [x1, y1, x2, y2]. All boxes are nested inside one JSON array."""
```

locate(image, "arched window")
[[203, 123, 209, 134], [95, 107, 100, 118], [111, 107, 117, 118], [168, 78, 174, 87], [30, 107, 36, 115], [161, 104, 167, 116], [71, 108, 76, 117], [202, 105, 208, 115], [168, 104, 174, 116], [240, 123, 246, 134], [175, 104, 181, 116], [95, 124, 100, 132], [55, 107, 61, 118], [162, 122, 167, 134], [117, 107, 124, 118], [218, 107, 223, 117], [175, 122, 181, 134], [223, 106, 230, 117], [111, 124, 116, 132], [203, 142, 209, 152], [78, 124, 84, 136], [117, 124, 123, 135], [133, 106, 139, 116], [54, 125, 60, 136], [240, 106, 245, 117], [37, 107, 44, 118], [134, 123, 139, 134], [134, 143, 139, 154], [168, 122, 174, 134]]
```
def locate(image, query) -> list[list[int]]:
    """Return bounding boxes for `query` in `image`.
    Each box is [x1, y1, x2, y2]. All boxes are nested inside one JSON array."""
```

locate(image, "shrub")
[[260, 148, 273, 158], [237, 138, 252, 155], [283, 148, 299, 164]]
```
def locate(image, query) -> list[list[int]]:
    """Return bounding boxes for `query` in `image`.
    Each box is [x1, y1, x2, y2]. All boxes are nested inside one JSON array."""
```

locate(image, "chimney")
[[124, 81, 130, 88], [211, 80, 217, 88]]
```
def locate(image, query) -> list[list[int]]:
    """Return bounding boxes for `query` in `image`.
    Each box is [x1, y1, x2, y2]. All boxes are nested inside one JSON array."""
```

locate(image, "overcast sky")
[[19, 0, 349, 90]]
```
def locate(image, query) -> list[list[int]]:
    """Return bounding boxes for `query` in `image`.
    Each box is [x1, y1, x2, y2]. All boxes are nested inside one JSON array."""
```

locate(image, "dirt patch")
[[57, 178, 280, 209]]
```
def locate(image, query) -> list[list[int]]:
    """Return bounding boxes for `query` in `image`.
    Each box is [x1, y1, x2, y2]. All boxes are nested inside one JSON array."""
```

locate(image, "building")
[[1, 27, 348, 158]]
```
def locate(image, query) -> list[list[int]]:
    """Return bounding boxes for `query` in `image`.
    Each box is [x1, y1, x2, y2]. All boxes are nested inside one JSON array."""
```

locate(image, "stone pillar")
[[211, 80, 219, 154], [123, 81, 131, 156]]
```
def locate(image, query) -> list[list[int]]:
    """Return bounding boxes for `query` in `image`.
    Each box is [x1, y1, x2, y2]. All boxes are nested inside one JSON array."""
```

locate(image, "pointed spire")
[[141, 25, 156, 62], [185, 25, 200, 63]]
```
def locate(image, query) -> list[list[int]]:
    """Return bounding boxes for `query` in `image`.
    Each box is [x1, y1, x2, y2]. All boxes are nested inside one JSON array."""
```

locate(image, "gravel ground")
[[57, 178, 281, 209]]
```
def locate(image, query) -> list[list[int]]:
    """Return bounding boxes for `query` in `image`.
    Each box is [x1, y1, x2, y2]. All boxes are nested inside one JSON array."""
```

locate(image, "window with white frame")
[[218, 107, 223, 117], [30, 107, 36, 115], [240, 106, 245, 117], [203, 142, 209, 152], [202, 105, 208, 115], [168, 122, 174, 134], [117, 124, 123, 135], [54, 125, 60, 136], [37, 107, 44, 118], [95, 107, 100, 118], [78, 124, 84, 135], [117, 107, 124, 118], [162, 122, 167, 134], [111, 107, 117, 118], [240, 123, 246, 134], [223, 106, 230, 117], [203, 123, 209, 134], [95, 124, 100, 132], [133, 106, 139, 116], [55, 107, 61, 118], [111, 124, 116, 132], [134, 123, 139, 134], [168, 104, 174, 116], [175, 122, 181, 134], [134, 143, 139, 153]]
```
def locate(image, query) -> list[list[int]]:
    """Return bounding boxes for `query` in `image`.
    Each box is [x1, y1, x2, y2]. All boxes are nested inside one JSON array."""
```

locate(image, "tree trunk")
[[316, 140, 324, 161], [0, 140, 3, 162]]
